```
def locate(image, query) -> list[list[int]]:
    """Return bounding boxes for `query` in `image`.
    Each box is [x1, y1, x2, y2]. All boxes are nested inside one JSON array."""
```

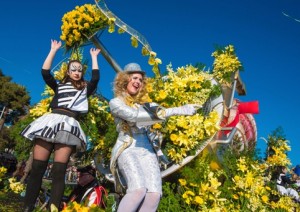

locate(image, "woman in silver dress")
[[109, 63, 200, 212], [21, 39, 101, 212]]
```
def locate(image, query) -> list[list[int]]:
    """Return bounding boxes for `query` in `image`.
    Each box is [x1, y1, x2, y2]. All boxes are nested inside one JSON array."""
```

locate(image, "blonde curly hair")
[[113, 71, 148, 105]]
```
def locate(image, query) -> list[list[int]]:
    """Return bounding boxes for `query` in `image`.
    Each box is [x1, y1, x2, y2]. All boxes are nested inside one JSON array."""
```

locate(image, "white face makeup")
[[69, 63, 83, 72], [126, 73, 144, 96], [68, 62, 83, 81]]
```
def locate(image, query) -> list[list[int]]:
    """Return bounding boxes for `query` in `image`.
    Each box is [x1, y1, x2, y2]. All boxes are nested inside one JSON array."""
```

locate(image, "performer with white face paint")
[[21, 39, 101, 212], [109, 63, 200, 212]]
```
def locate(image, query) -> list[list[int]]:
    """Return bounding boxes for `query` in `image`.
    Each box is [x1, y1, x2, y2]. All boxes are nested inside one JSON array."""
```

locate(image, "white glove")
[[165, 104, 201, 117]]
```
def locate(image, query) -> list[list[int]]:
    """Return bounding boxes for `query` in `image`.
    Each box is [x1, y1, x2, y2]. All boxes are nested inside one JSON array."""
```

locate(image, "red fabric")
[[93, 185, 108, 207], [64, 185, 108, 209], [238, 101, 259, 114]]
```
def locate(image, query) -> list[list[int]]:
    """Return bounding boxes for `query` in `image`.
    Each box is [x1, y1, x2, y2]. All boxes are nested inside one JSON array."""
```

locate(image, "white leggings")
[[117, 188, 161, 212]]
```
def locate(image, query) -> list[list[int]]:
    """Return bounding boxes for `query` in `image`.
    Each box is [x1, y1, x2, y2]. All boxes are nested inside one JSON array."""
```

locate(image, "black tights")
[[24, 159, 48, 208], [49, 162, 68, 209], [23, 140, 72, 211]]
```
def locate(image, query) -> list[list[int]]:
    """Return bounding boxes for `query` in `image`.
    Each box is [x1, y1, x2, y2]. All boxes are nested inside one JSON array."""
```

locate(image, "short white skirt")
[[21, 113, 86, 152]]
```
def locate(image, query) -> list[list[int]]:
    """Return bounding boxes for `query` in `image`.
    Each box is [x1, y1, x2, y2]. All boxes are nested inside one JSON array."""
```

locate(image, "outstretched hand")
[[164, 104, 202, 117], [181, 104, 202, 115], [90, 48, 101, 56], [51, 39, 62, 51]]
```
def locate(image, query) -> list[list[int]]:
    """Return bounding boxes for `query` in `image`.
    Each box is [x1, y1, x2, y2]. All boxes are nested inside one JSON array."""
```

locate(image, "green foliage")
[[0, 70, 31, 155], [215, 147, 249, 197], [0, 127, 14, 151], [158, 182, 183, 212], [159, 126, 300, 211], [0, 191, 23, 212], [8, 115, 34, 161], [101, 122, 118, 162], [0, 70, 30, 114], [180, 155, 213, 184], [103, 193, 120, 212]]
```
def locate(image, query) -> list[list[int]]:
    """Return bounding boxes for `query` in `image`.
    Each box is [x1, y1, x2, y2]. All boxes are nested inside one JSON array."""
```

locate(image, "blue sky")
[[1, 0, 299, 166]]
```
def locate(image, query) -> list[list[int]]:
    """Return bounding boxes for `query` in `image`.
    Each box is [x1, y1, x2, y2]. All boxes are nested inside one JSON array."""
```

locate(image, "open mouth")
[[132, 83, 140, 90]]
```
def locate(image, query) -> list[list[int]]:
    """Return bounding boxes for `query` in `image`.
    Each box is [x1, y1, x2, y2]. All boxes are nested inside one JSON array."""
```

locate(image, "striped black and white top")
[[41, 68, 100, 114]]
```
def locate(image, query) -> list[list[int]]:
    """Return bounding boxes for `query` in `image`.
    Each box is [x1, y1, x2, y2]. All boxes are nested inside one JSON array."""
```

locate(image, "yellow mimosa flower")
[[179, 178, 187, 186], [194, 196, 204, 204], [158, 90, 167, 101], [170, 133, 178, 142], [131, 36, 138, 48], [210, 161, 221, 171], [152, 123, 162, 129]]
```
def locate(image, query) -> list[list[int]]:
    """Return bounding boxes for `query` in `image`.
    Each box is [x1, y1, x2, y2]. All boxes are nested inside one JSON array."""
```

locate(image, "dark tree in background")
[[0, 69, 30, 125], [0, 69, 31, 154]]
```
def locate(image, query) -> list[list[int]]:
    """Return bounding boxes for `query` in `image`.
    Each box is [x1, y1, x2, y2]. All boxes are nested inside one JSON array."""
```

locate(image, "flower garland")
[[60, 3, 162, 74]]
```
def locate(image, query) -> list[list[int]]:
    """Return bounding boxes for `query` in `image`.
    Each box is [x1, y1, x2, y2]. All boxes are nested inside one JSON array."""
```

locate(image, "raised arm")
[[42, 39, 62, 70], [90, 48, 101, 70], [87, 48, 101, 96]]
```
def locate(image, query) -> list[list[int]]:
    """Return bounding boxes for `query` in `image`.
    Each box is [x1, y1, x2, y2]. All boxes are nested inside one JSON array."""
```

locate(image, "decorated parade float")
[[57, 0, 259, 177], [13, 0, 299, 211]]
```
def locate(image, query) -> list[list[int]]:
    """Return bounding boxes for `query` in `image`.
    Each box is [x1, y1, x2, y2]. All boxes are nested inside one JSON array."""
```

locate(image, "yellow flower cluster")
[[270, 196, 298, 212], [62, 201, 101, 212], [212, 45, 243, 86], [166, 144, 300, 211], [179, 172, 226, 210], [29, 98, 52, 118], [229, 157, 271, 211], [8, 177, 25, 194], [148, 64, 221, 163], [166, 112, 220, 163], [266, 139, 291, 167], [148, 64, 215, 106], [53, 62, 68, 81], [267, 147, 291, 166], [60, 4, 109, 48], [0, 166, 7, 182], [266, 139, 291, 166]]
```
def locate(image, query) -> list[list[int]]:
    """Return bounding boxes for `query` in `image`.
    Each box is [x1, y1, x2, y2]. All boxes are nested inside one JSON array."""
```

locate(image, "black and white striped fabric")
[[52, 82, 88, 113], [21, 113, 86, 151]]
